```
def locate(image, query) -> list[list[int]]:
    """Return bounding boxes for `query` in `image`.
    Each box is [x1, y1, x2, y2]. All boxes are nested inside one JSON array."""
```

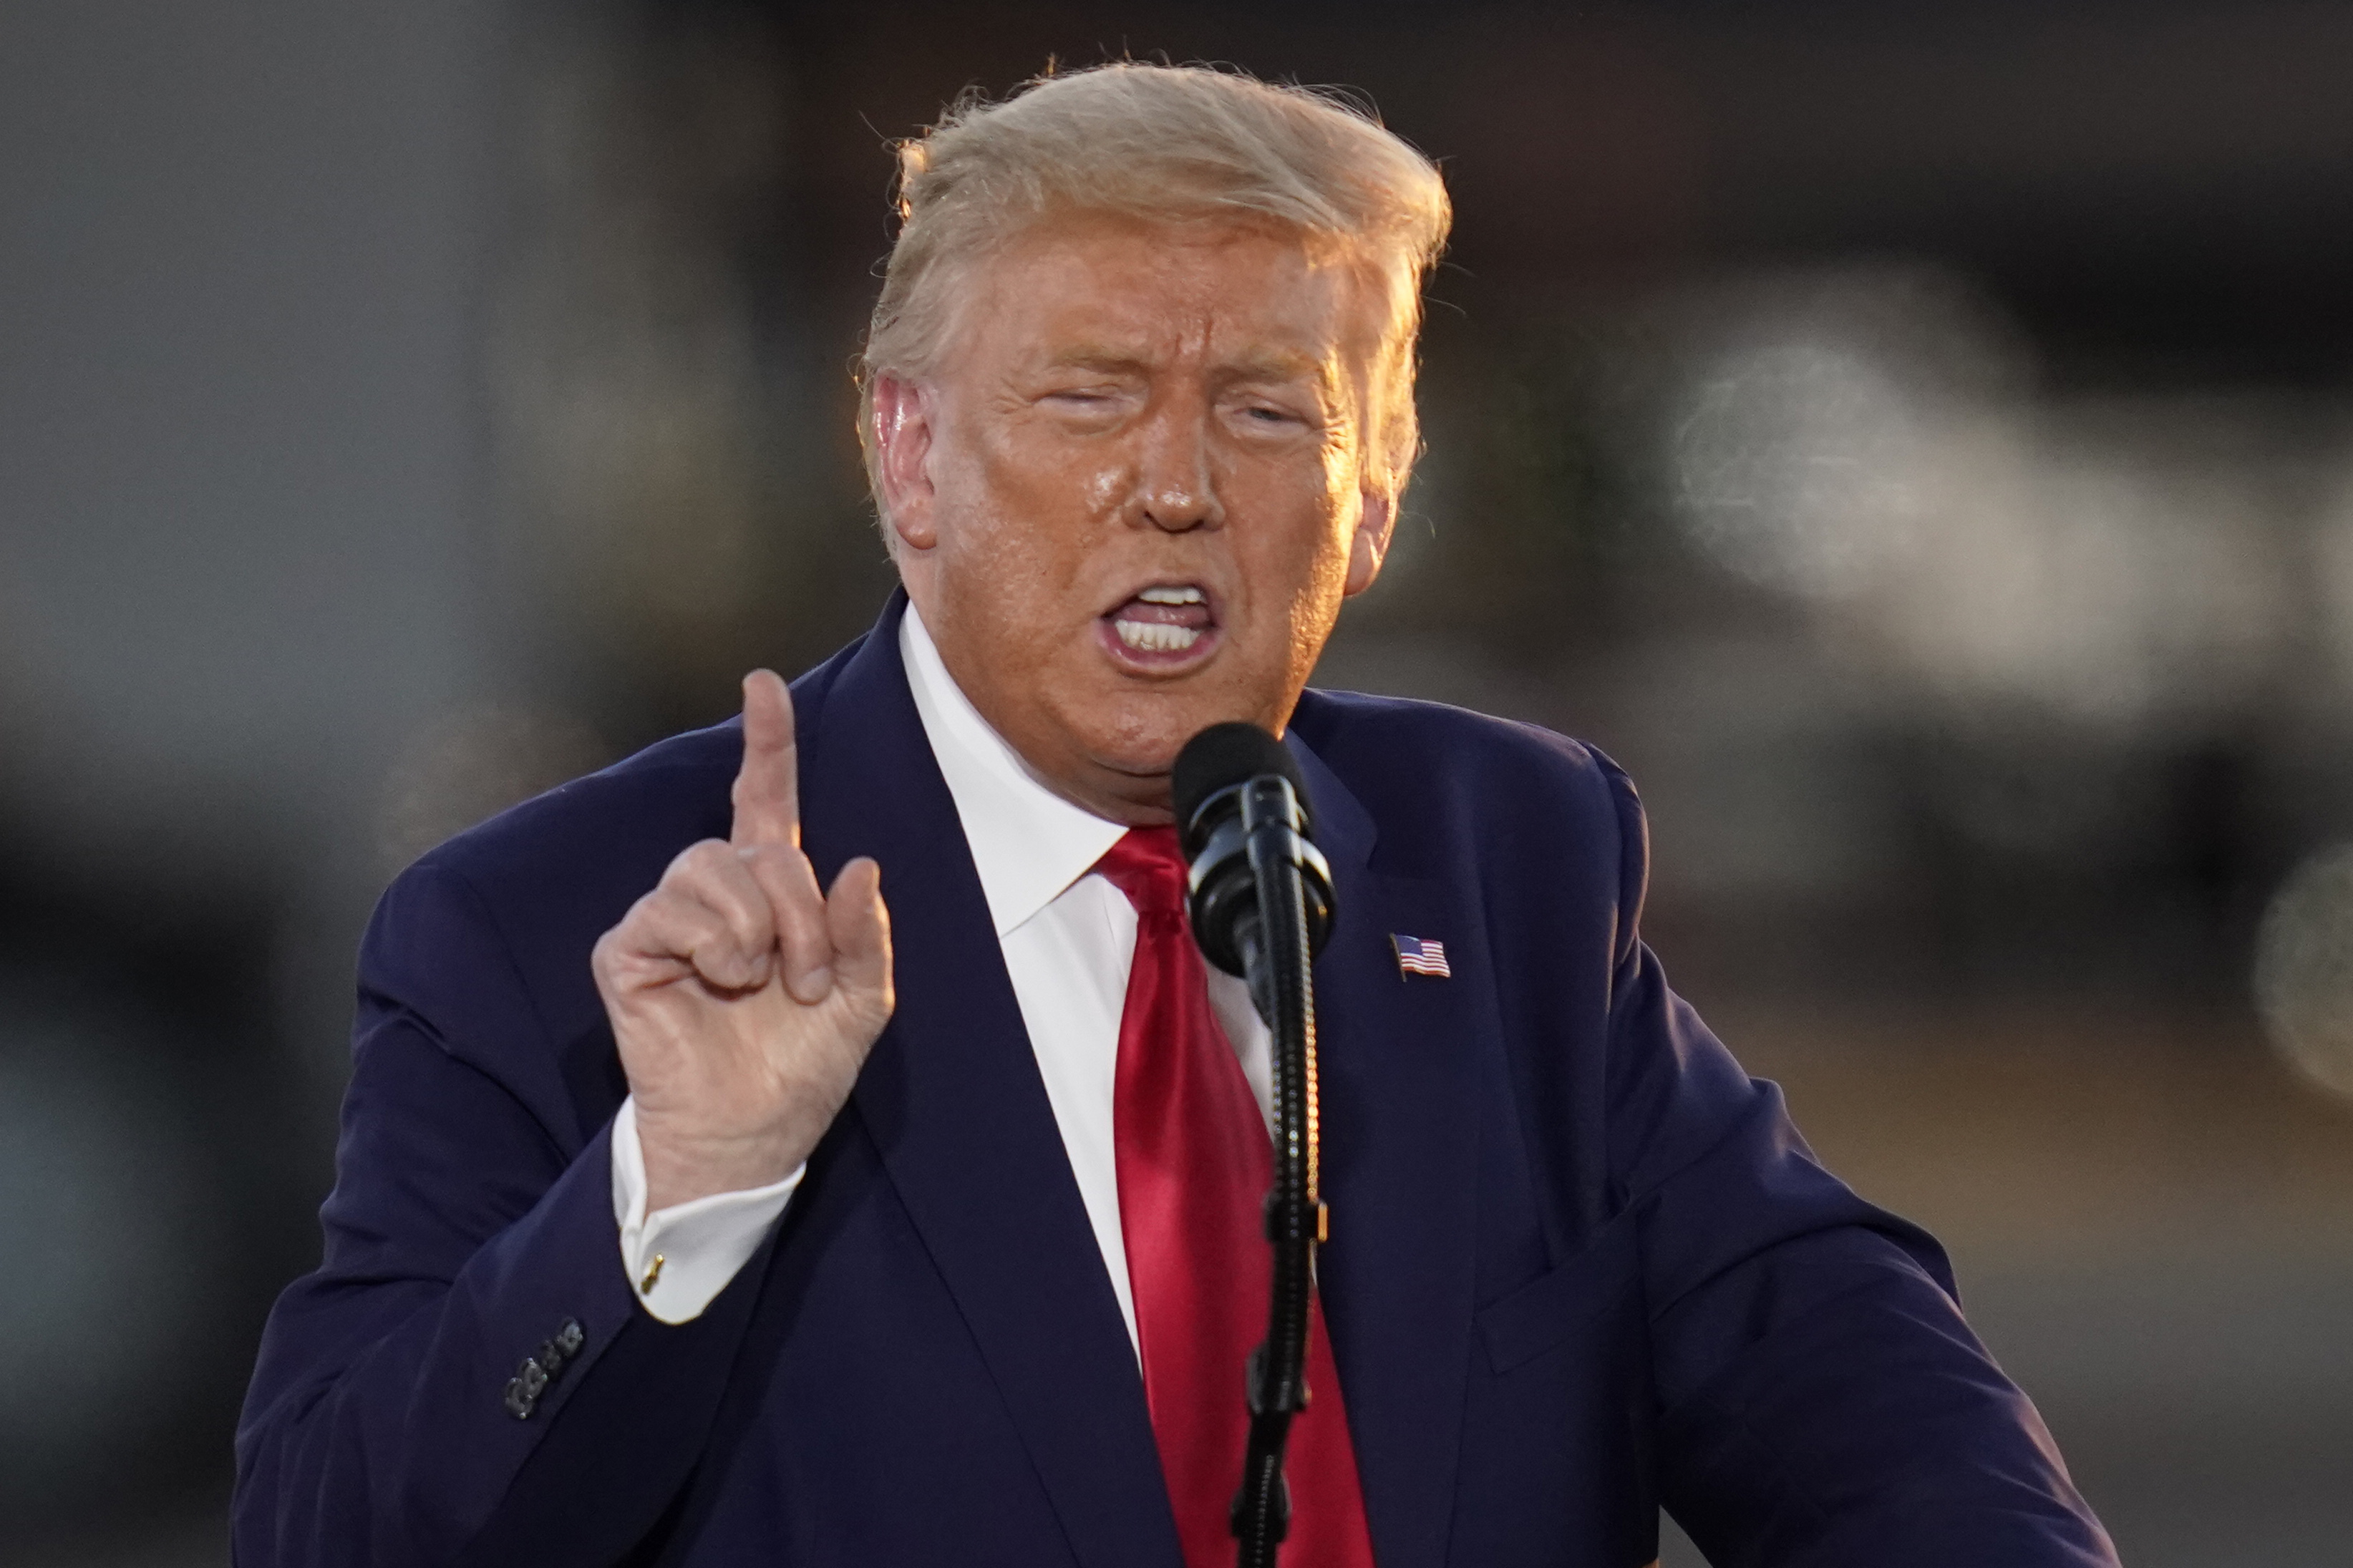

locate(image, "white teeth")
[[1137, 585, 1205, 605], [1114, 619, 1203, 653]]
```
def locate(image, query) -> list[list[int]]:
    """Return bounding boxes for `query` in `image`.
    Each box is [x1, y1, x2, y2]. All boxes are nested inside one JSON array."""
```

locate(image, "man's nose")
[[1133, 403, 1224, 534]]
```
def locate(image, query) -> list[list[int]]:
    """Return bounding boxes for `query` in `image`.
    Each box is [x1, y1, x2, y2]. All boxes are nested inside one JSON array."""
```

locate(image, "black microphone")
[[1171, 721, 1335, 1568], [1173, 722, 1335, 1000]]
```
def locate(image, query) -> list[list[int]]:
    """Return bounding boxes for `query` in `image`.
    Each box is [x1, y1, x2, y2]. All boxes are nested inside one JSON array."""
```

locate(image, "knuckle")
[[614, 892, 664, 939], [682, 906, 728, 949], [671, 838, 732, 882]]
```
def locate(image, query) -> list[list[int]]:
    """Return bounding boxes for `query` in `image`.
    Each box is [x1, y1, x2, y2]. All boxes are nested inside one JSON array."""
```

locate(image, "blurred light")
[[2254, 845, 2353, 1100], [1672, 338, 1938, 601], [1883, 437, 2283, 726], [1668, 269, 2291, 730]]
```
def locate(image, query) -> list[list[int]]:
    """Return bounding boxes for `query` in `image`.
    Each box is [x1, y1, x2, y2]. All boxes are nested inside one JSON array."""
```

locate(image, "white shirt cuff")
[[609, 1096, 802, 1325]]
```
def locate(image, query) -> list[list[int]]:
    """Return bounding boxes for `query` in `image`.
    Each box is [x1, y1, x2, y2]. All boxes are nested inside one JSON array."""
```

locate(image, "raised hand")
[[593, 670, 894, 1211]]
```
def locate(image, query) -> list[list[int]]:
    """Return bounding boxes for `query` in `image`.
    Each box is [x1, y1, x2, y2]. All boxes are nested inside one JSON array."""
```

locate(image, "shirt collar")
[[899, 604, 1129, 939]]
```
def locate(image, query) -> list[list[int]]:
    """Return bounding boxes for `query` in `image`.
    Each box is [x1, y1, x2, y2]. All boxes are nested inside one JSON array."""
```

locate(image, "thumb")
[[825, 857, 893, 1009]]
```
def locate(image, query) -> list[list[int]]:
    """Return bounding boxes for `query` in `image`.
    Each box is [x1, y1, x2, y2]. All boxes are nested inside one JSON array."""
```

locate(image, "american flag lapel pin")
[[1390, 932, 1452, 979]]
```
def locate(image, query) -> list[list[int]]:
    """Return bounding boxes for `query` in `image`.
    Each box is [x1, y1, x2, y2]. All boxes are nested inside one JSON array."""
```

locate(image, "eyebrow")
[[1215, 350, 1331, 391], [1042, 348, 1152, 376]]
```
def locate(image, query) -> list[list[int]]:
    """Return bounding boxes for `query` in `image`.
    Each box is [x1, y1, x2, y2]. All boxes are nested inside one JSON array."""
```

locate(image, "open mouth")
[[1100, 583, 1219, 667]]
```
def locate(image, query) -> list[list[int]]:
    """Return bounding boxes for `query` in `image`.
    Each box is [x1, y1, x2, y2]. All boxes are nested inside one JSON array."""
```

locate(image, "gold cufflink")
[[640, 1253, 665, 1295]]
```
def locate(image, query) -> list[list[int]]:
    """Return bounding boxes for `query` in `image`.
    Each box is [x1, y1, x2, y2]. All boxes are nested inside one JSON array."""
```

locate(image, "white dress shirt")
[[612, 606, 1273, 1345]]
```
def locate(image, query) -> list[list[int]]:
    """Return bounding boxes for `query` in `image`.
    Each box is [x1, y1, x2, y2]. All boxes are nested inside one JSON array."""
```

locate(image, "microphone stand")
[[1227, 775, 1324, 1568]]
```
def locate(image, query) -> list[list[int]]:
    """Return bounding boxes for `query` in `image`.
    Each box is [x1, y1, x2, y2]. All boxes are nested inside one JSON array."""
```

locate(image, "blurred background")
[[9, 1, 2353, 1562]]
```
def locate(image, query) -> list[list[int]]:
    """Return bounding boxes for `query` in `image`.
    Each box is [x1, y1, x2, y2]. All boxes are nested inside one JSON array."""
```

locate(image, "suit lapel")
[[1290, 736, 1480, 1568], [796, 596, 1183, 1568]]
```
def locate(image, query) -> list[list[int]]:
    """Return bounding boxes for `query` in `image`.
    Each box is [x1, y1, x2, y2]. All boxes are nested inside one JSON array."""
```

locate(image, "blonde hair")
[[857, 62, 1450, 525]]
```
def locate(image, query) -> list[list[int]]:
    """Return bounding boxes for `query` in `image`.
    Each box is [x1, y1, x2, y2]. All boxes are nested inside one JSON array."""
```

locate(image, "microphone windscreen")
[[1173, 722, 1310, 841]]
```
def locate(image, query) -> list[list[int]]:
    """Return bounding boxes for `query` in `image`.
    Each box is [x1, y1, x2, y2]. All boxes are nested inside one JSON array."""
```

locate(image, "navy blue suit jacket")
[[236, 595, 2115, 1567]]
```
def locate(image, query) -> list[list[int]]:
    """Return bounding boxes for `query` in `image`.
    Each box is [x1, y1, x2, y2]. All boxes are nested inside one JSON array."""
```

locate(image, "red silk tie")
[[1095, 826, 1377, 1568]]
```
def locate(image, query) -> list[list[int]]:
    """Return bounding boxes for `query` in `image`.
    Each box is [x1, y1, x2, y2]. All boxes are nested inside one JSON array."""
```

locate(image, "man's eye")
[[1044, 389, 1125, 414], [1243, 404, 1299, 425]]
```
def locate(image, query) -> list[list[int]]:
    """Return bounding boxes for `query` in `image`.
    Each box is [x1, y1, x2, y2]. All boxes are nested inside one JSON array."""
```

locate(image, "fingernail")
[[794, 965, 833, 1003]]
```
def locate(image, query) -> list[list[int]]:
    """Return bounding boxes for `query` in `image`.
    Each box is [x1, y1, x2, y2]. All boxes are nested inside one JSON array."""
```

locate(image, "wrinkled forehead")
[[936, 208, 1397, 387]]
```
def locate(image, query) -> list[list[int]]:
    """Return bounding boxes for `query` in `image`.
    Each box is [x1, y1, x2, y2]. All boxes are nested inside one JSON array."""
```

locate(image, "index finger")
[[731, 668, 800, 848]]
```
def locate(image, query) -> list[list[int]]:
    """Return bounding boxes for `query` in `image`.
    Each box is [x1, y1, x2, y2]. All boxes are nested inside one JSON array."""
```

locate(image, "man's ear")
[[1342, 486, 1398, 598], [871, 374, 938, 552]]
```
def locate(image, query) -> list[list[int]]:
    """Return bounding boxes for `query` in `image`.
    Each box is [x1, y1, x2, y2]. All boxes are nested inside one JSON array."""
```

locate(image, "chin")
[[1087, 721, 1190, 781], [1098, 688, 1265, 771]]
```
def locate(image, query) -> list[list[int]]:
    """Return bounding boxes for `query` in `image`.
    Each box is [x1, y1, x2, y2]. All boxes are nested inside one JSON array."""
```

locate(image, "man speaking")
[[235, 64, 2117, 1568]]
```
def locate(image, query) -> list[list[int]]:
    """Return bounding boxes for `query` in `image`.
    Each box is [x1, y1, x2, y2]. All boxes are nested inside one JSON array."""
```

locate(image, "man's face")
[[873, 212, 1397, 824]]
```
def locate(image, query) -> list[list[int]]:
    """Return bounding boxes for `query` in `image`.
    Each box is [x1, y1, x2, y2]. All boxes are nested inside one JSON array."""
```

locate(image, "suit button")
[[503, 1378, 535, 1421], [537, 1340, 564, 1375], [518, 1358, 548, 1399], [555, 1318, 585, 1357]]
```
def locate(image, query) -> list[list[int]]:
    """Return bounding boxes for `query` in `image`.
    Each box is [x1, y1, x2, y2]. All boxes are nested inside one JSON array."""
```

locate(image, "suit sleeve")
[[1589, 760, 2120, 1568], [232, 862, 772, 1568]]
